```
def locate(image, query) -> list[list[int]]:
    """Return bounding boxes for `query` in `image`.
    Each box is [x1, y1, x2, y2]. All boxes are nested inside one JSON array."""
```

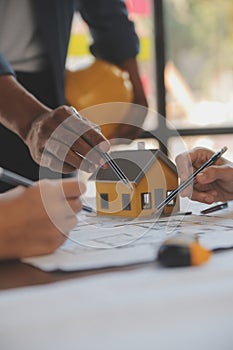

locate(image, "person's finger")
[[196, 165, 233, 185], [64, 148, 96, 172], [61, 179, 86, 199], [176, 147, 216, 183], [71, 138, 107, 166], [67, 198, 83, 213], [186, 147, 227, 170], [43, 140, 95, 173], [80, 128, 110, 153], [54, 106, 110, 154], [189, 189, 217, 204], [179, 177, 217, 200], [40, 150, 78, 173]]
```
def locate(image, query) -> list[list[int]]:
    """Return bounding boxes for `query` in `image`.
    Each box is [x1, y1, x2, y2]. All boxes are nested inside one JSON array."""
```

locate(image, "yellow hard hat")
[[65, 59, 133, 138]]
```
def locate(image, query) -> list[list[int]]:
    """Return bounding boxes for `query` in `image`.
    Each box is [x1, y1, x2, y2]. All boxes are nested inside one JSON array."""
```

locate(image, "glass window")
[[141, 192, 152, 209], [164, 0, 233, 129], [122, 194, 131, 211], [100, 193, 109, 209], [166, 190, 176, 206]]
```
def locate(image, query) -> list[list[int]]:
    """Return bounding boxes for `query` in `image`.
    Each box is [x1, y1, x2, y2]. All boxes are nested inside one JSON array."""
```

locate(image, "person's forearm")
[[117, 58, 148, 107], [118, 58, 141, 87], [0, 75, 50, 141]]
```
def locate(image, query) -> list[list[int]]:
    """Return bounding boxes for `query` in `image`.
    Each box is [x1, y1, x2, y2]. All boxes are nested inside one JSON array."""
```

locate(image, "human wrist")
[[118, 58, 148, 107], [0, 75, 50, 141]]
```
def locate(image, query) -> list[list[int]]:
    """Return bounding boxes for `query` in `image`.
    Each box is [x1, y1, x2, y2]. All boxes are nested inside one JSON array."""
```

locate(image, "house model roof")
[[89, 149, 177, 185]]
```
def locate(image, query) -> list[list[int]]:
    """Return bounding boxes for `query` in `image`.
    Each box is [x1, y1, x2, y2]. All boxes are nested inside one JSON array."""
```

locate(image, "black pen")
[[71, 107, 133, 192], [82, 204, 96, 213], [201, 202, 228, 214], [0, 167, 33, 187], [0, 166, 97, 213], [156, 146, 228, 211]]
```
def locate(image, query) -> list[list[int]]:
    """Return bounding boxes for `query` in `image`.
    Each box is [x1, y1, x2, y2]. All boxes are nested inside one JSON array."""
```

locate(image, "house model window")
[[100, 193, 109, 209], [90, 149, 180, 217], [141, 192, 152, 209], [166, 190, 176, 206]]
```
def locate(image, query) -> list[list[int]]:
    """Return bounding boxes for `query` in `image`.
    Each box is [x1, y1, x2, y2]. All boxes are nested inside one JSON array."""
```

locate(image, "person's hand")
[[26, 105, 110, 173], [0, 76, 110, 174], [108, 58, 148, 144], [175, 147, 233, 203], [0, 178, 85, 259]]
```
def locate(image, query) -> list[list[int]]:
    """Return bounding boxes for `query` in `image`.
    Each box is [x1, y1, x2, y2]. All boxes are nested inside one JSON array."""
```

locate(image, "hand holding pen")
[[175, 146, 233, 204], [33, 105, 133, 191], [71, 107, 133, 191], [0, 171, 85, 259], [27, 105, 110, 174]]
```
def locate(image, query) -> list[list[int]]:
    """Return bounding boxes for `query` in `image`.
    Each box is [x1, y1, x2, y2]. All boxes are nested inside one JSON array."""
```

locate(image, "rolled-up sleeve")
[[79, 0, 139, 63], [0, 54, 15, 76]]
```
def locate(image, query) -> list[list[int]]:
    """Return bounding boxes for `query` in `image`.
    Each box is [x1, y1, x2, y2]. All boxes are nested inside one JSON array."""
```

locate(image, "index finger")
[[65, 108, 110, 152], [61, 179, 86, 199], [60, 108, 110, 164], [175, 147, 215, 182]]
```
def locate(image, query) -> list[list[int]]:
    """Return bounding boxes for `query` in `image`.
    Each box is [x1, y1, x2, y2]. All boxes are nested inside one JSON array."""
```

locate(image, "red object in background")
[[141, 74, 150, 96], [125, 0, 151, 16]]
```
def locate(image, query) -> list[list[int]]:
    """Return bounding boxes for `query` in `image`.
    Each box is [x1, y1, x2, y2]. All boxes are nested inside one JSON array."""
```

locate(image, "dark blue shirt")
[[0, 0, 139, 104]]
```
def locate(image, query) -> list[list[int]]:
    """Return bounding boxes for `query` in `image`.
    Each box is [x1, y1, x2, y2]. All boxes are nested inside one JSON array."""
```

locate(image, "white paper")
[[23, 200, 233, 272]]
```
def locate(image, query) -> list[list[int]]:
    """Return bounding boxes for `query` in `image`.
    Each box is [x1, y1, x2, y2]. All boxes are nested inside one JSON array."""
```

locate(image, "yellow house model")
[[90, 149, 180, 218]]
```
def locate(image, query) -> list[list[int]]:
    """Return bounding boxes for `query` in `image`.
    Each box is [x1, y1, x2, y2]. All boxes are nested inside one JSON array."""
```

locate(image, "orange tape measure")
[[158, 234, 212, 267]]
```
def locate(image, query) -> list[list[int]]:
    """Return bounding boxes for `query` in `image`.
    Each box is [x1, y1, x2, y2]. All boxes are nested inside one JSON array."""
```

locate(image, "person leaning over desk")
[[0, 0, 148, 259], [0, 0, 147, 192], [175, 147, 233, 203]]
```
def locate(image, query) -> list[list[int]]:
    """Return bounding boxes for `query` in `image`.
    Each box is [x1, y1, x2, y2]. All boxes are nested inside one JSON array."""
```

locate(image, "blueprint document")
[[22, 199, 233, 272]]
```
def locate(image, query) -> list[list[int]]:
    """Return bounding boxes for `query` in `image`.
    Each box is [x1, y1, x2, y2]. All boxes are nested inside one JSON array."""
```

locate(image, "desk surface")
[[0, 258, 148, 290], [1, 199, 233, 350], [1, 251, 233, 350], [0, 259, 84, 290]]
